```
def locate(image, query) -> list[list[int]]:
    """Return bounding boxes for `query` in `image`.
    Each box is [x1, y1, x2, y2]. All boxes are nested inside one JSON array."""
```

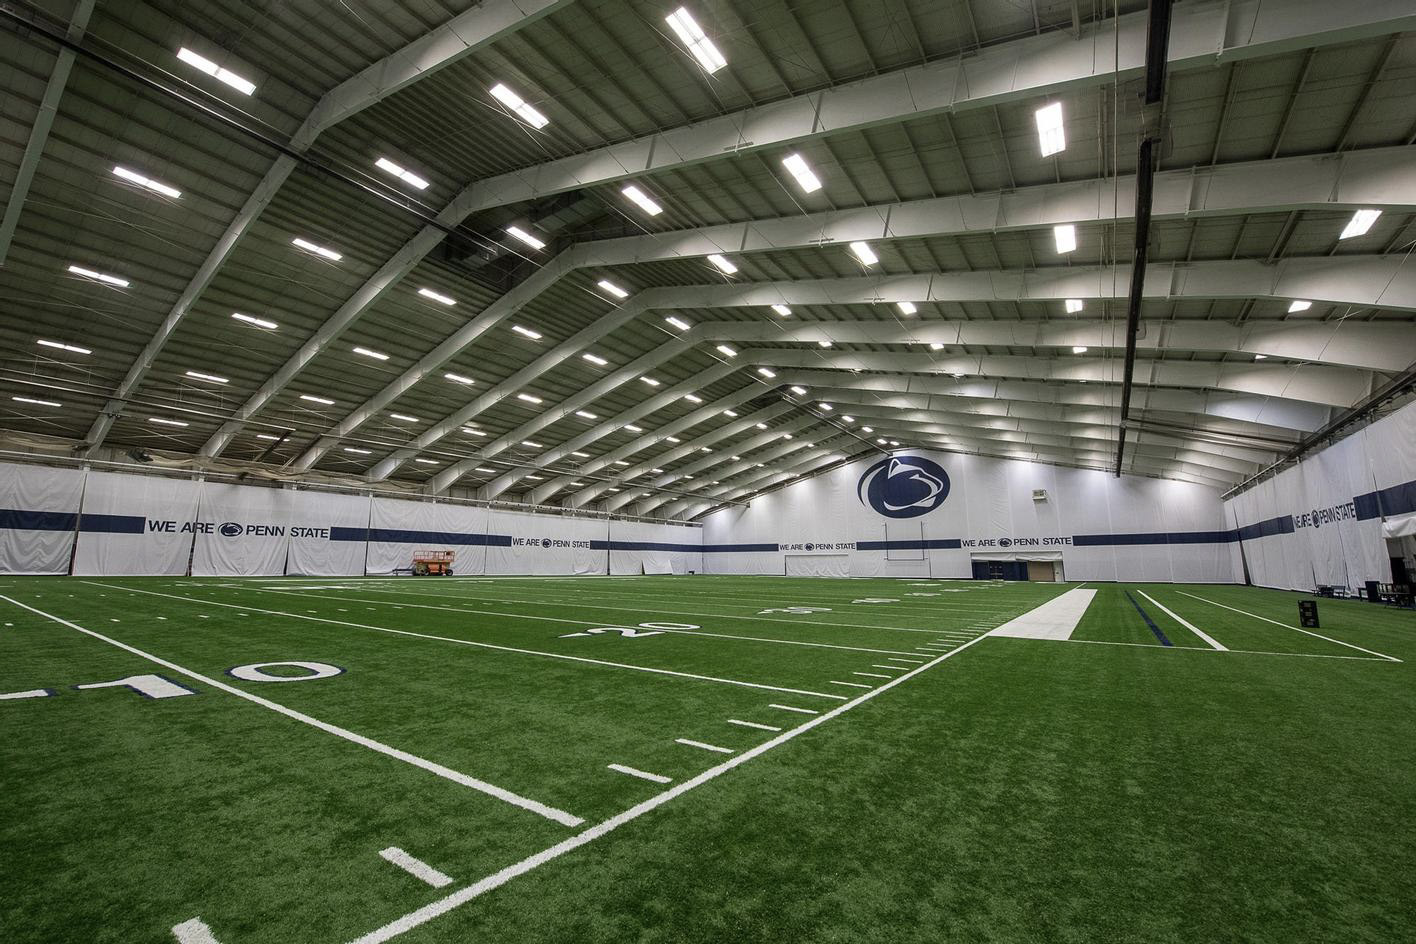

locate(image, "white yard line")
[[675, 738, 734, 754], [607, 764, 672, 784], [726, 719, 782, 732], [852, 671, 891, 679], [379, 847, 454, 888], [346, 628, 996, 944], [828, 680, 872, 689], [84, 583, 848, 702], [885, 657, 926, 664], [1048, 637, 1391, 661], [1176, 591, 1402, 662], [0, 594, 583, 828], [1136, 590, 1227, 651], [768, 704, 819, 715], [869, 665, 905, 671]]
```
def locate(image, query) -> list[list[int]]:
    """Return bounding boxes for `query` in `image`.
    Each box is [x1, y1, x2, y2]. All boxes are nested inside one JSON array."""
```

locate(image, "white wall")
[[1223, 399, 1416, 591], [701, 449, 1242, 582], [0, 466, 702, 577]]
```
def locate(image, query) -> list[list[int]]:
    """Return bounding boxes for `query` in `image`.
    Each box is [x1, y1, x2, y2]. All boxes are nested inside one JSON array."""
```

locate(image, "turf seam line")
[[0, 594, 586, 829], [1175, 591, 1402, 662], [607, 764, 672, 784], [1136, 590, 1227, 651], [1124, 590, 1172, 646], [83, 583, 849, 702], [346, 623, 996, 944], [379, 847, 454, 889]]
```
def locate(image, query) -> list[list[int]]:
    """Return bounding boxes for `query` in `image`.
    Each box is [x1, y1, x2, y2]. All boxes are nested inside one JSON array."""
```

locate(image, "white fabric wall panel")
[[487, 511, 607, 575], [286, 490, 371, 577], [365, 498, 490, 575], [787, 554, 849, 577], [607, 520, 703, 575], [73, 472, 202, 576], [191, 483, 294, 577], [0, 461, 84, 575]]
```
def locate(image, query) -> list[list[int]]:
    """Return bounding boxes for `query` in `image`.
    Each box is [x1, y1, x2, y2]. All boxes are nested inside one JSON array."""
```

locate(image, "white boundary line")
[[379, 847, 454, 888], [1137, 590, 1227, 651], [0, 594, 584, 828], [607, 763, 672, 784], [85, 583, 848, 702], [347, 629, 996, 943], [1041, 637, 1390, 661], [1176, 591, 1402, 662]]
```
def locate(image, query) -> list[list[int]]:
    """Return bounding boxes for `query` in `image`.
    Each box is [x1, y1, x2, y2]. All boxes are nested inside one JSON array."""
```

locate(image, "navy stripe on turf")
[[1125, 591, 1172, 647]]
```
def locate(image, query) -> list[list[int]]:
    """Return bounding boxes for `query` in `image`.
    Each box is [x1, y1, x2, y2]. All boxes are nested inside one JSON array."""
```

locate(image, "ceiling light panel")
[[781, 153, 822, 193], [665, 7, 727, 73], [112, 166, 180, 198], [374, 157, 429, 190], [489, 83, 549, 128], [176, 47, 256, 95]]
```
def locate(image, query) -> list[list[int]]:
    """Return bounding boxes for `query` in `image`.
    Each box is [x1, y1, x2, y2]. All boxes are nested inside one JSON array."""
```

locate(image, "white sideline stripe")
[[1176, 591, 1402, 663], [607, 763, 672, 784], [2, 594, 584, 828], [1137, 590, 1227, 651], [726, 718, 782, 731], [379, 847, 454, 888], [768, 704, 819, 714], [676, 738, 734, 754], [829, 680, 872, 689], [852, 672, 891, 679], [1043, 637, 1390, 661], [172, 917, 221, 943], [347, 626, 995, 944], [85, 583, 848, 702], [988, 588, 1096, 640], [0, 688, 51, 700]]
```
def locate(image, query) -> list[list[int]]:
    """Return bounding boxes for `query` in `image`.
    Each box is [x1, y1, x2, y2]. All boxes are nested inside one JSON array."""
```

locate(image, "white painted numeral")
[[636, 622, 700, 630], [227, 661, 344, 683], [560, 627, 665, 639], [851, 598, 899, 604], [757, 606, 832, 615], [75, 674, 197, 699]]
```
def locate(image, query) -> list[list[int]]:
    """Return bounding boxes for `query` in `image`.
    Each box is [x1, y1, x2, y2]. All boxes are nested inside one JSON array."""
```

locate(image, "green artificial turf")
[[1, 575, 1411, 943]]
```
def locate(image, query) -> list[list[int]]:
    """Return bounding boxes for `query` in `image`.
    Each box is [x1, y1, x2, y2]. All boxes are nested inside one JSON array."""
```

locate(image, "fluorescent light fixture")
[[716, 344, 738, 357], [232, 312, 277, 330], [706, 253, 737, 274], [37, 339, 91, 354], [789, 385, 807, 396], [516, 393, 543, 404], [374, 157, 429, 190], [683, 393, 702, 403], [665, 6, 727, 73], [344, 447, 371, 455], [842, 415, 854, 423], [651, 468, 665, 473], [489, 83, 549, 128], [782, 433, 793, 440], [665, 316, 691, 331], [299, 394, 335, 405], [1072, 345, 1089, 354], [582, 352, 608, 366], [67, 265, 128, 287], [613, 460, 630, 466], [445, 372, 475, 385], [1065, 299, 1084, 314], [621, 185, 663, 216], [818, 403, 833, 411], [112, 166, 180, 198], [415, 458, 439, 465], [928, 342, 945, 351], [624, 424, 643, 432], [849, 241, 878, 265], [521, 440, 542, 448], [575, 410, 598, 420], [666, 436, 681, 443], [862, 426, 874, 433], [877, 437, 888, 444], [771, 304, 792, 317], [757, 367, 776, 378], [641, 376, 661, 386], [1254, 354, 1268, 360], [700, 446, 712, 453], [572, 451, 591, 458], [149, 417, 189, 427], [505, 226, 545, 250], [184, 370, 228, 384], [390, 413, 420, 423], [352, 346, 388, 361], [464, 427, 487, 436], [475, 467, 497, 473], [755, 423, 767, 430], [1288, 300, 1312, 313], [512, 325, 543, 340], [597, 279, 629, 299], [292, 237, 341, 261], [1339, 209, 1381, 239], [781, 153, 822, 193], [1035, 102, 1066, 156], [255, 434, 281, 441], [176, 47, 256, 95], [12, 396, 60, 407], [1054, 224, 1077, 254], [524, 474, 545, 481], [952, 372, 965, 379], [889, 440, 901, 447], [897, 301, 917, 315], [417, 287, 456, 306], [723, 409, 738, 417], [817, 340, 832, 348]]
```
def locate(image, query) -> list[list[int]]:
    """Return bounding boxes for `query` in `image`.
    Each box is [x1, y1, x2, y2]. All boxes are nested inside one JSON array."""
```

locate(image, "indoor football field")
[[2, 575, 1412, 943]]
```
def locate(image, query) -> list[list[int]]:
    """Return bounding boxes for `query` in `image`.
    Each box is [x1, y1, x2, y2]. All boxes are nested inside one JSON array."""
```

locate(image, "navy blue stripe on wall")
[[1234, 515, 1295, 541], [77, 513, 146, 534], [331, 527, 513, 546], [0, 509, 78, 531], [855, 539, 963, 551], [1353, 477, 1416, 520], [588, 540, 764, 553], [1073, 530, 1240, 547]]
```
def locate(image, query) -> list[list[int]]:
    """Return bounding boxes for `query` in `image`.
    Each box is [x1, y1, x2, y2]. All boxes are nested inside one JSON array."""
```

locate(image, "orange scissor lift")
[[411, 549, 455, 576]]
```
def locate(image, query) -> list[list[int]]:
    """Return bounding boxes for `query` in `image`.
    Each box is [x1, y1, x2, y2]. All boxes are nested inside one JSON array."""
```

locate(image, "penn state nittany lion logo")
[[857, 456, 950, 519], [540, 538, 553, 548], [219, 522, 243, 537]]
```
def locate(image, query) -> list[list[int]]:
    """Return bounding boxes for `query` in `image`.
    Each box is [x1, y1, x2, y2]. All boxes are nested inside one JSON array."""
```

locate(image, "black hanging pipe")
[[1115, 0, 1174, 476]]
